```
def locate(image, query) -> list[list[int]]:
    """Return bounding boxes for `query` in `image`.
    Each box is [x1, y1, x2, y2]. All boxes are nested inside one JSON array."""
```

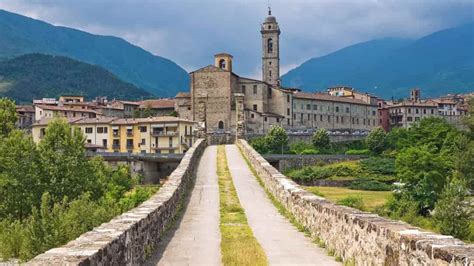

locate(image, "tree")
[[0, 130, 40, 220], [366, 127, 388, 154], [265, 125, 288, 154], [0, 98, 18, 137], [37, 119, 96, 202], [395, 145, 450, 215], [312, 128, 330, 150], [433, 176, 471, 239]]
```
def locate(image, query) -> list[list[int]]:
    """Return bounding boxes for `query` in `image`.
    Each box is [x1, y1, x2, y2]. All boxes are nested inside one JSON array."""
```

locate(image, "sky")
[[0, 0, 472, 78]]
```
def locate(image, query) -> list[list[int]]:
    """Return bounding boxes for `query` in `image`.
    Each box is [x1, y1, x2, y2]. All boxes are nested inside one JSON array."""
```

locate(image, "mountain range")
[[282, 22, 474, 98], [0, 54, 153, 103], [0, 9, 189, 97]]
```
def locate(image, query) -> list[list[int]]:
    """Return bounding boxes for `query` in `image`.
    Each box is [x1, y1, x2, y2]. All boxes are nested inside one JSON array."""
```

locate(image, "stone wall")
[[28, 139, 206, 265], [237, 139, 474, 265]]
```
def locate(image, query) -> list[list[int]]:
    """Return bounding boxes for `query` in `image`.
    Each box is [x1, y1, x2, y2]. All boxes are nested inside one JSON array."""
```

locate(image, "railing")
[[151, 131, 178, 137], [112, 144, 120, 149]]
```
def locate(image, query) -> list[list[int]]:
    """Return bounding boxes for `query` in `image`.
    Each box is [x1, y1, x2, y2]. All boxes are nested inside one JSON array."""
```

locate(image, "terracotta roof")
[[139, 99, 175, 109], [112, 116, 195, 125], [116, 100, 141, 106], [389, 101, 437, 108], [176, 92, 190, 98], [35, 105, 100, 114], [74, 117, 118, 124], [293, 92, 374, 106], [33, 117, 84, 126], [16, 105, 35, 112]]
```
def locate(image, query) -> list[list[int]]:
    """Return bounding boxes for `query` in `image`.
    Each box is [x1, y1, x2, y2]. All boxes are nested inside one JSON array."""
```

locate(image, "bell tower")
[[261, 7, 280, 86]]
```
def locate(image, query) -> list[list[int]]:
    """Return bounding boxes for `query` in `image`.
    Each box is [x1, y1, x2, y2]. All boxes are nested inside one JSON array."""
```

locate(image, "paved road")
[[225, 145, 340, 266], [146, 146, 221, 266]]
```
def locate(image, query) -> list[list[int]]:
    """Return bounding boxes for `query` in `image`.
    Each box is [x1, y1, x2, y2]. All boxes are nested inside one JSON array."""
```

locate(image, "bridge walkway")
[[146, 146, 221, 266], [225, 144, 339, 265], [147, 145, 338, 265]]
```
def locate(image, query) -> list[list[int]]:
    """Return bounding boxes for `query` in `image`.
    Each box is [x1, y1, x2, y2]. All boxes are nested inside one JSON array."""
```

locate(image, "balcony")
[[126, 144, 134, 149], [151, 131, 178, 137], [112, 144, 120, 150]]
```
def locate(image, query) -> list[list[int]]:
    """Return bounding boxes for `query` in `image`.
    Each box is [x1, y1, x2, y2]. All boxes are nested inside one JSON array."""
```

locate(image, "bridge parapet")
[[28, 139, 207, 265], [237, 139, 474, 265]]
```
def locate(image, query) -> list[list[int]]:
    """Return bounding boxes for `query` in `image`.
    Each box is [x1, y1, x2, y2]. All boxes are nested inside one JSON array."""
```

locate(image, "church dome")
[[264, 16, 277, 23]]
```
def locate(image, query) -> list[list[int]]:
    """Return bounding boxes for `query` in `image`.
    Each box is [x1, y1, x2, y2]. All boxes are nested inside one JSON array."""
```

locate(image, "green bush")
[[312, 129, 330, 150], [336, 196, 365, 210], [349, 180, 392, 191], [289, 141, 314, 154], [345, 149, 370, 155], [249, 136, 269, 154], [360, 157, 396, 175], [300, 148, 319, 155], [366, 127, 388, 154]]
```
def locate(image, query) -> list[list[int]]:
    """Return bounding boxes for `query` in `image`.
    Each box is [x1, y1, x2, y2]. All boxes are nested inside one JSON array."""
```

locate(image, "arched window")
[[218, 121, 224, 129], [267, 38, 273, 53], [219, 59, 226, 69]]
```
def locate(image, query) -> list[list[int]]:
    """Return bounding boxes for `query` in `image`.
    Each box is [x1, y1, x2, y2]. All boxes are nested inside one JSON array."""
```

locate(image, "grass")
[[217, 146, 267, 266], [304, 186, 391, 212]]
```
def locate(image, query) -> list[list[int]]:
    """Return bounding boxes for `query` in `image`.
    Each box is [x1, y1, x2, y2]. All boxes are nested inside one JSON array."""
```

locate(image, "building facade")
[[32, 116, 196, 154]]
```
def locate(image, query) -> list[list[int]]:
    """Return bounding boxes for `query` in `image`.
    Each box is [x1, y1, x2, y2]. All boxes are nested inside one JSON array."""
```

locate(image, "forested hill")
[[0, 9, 189, 97], [0, 54, 153, 103], [282, 22, 474, 98]]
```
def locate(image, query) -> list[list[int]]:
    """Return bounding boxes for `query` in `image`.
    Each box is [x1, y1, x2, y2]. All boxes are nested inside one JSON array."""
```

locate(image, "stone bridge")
[[29, 140, 474, 265]]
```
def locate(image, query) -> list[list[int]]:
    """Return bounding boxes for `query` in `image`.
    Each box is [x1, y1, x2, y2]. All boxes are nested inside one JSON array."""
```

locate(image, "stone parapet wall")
[[28, 139, 207, 265], [237, 139, 474, 265]]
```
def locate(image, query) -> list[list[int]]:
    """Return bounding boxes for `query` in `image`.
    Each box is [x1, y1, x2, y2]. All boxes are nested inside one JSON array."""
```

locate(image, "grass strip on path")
[[217, 145, 267, 266]]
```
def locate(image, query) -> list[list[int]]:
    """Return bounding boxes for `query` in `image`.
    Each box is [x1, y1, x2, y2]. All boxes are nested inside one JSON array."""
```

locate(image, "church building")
[[176, 10, 378, 142]]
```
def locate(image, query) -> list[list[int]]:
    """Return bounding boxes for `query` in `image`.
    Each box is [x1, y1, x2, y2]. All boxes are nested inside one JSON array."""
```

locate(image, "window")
[[267, 38, 273, 53], [287, 108, 290, 116], [97, 127, 104, 133], [85, 127, 93, 134], [102, 139, 107, 148], [269, 70, 272, 78], [372, 111, 376, 116], [415, 117, 420, 121], [264, 117, 268, 122], [307, 114, 310, 120], [287, 95, 290, 103], [141, 138, 146, 145], [126, 139, 133, 149], [268, 87, 272, 98], [313, 105, 318, 110], [363, 119, 366, 125], [218, 121, 224, 129], [253, 104, 258, 111], [352, 118, 355, 124], [314, 114, 317, 121], [219, 59, 226, 69], [293, 114, 296, 119], [251, 114, 255, 119], [336, 116, 339, 123], [87, 139, 92, 144], [169, 136, 173, 147], [320, 115, 323, 121], [127, 128, 133, 136], [345, 107, 349, 113], [287, 118, 290, 125], [423, 109, 426, 114], [327, 115, 331, 122], [269, 61, 272, 65], [276, 118, 279, 123], [253, 85, 257, 94], [416, 109, 419, 114], [113, 139, 120, 149], [341, 117, 344, 123], [335, 106, 339, 112], [139, 126, 147, 133], [431, 109, 434, 114], [242, 85, 246, 94], [307, 104, 311, 110], [301, 104, 304, 109]]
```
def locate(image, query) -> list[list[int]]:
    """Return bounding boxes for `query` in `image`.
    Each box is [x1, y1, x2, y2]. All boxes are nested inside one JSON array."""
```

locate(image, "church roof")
[[190, 65, 227, 74], [264, 16, 277, 23]]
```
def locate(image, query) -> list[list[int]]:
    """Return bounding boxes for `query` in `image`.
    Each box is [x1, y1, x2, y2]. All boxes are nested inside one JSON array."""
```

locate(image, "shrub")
[[249, 136, 269, 154], [349, 180, 392, 191], [366, 127, 388, 154], [345, 149, 370, 155], [289, 141, 314, 154], [312, 129, 330, 150], [360, 157, 396, 175], [433, 177, 471, 240], [336, 196, 365, 210], [300, 148, 319, 155]]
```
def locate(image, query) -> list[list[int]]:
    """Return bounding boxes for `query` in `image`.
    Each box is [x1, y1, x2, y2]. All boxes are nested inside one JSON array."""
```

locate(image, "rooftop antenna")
[[268, 0, 272, 15]]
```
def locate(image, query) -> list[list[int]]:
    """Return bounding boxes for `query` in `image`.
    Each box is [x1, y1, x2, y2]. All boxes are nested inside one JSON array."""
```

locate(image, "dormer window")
[[219, 59, 226, 69]]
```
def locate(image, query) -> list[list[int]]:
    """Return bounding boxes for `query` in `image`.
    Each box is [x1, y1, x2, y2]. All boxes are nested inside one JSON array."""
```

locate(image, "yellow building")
[[31, 116, 196, 154]]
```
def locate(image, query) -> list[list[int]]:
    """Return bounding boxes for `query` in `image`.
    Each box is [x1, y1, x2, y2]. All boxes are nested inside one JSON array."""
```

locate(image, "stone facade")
[[27, 139, 206, 265], [237, 139, 474, 265]]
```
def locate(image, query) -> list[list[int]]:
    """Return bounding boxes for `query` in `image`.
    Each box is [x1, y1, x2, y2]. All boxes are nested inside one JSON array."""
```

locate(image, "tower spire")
[[268, 0, 271, 15]]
